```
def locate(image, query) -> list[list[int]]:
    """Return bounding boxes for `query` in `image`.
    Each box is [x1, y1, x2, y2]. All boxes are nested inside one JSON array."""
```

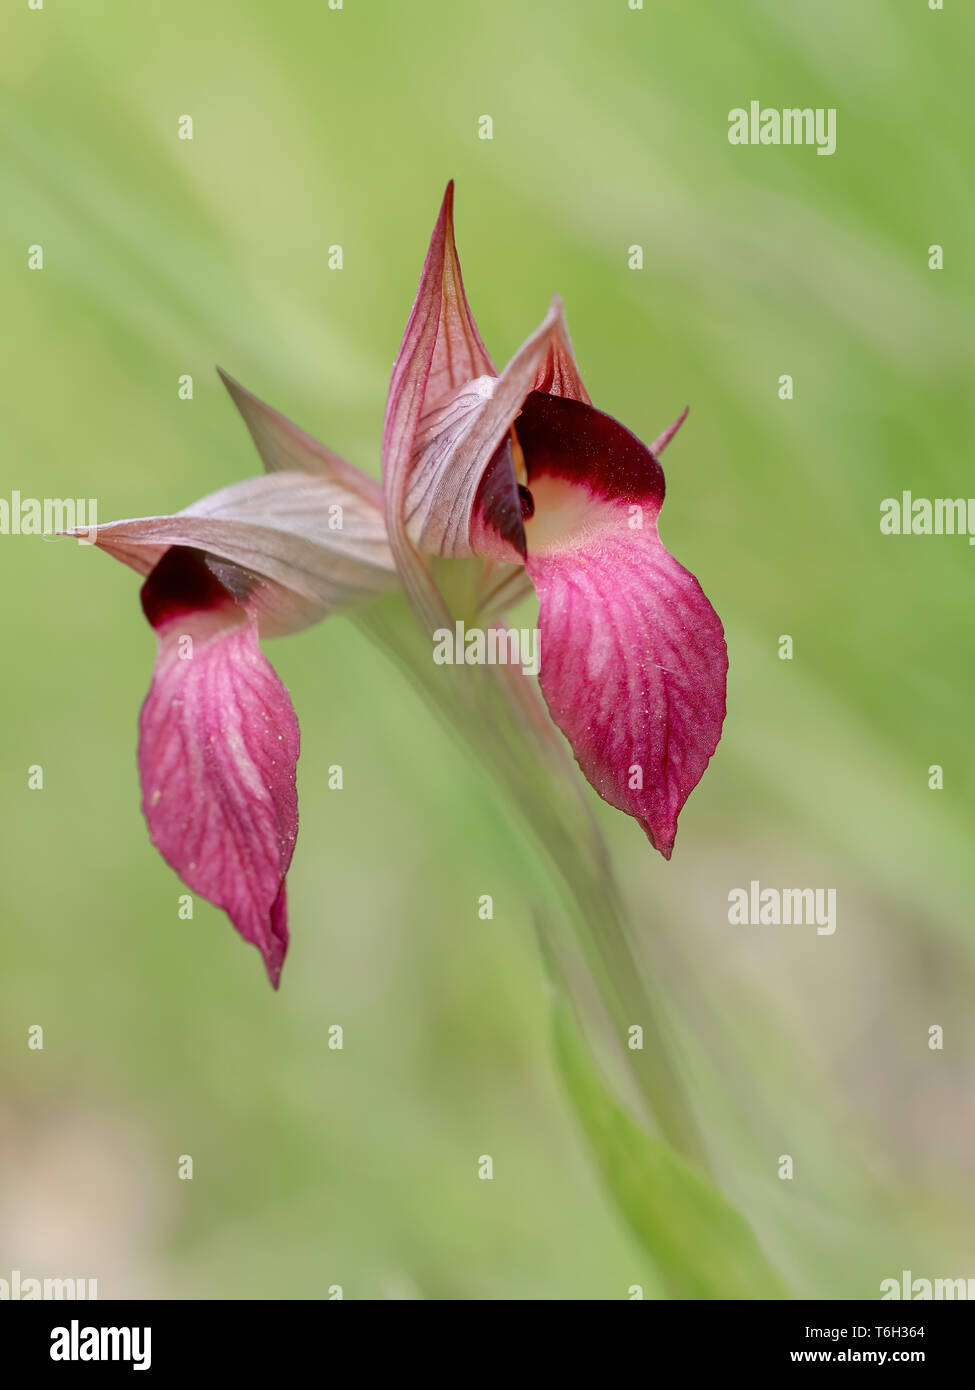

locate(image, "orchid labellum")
[[68, 183, 726, 986]]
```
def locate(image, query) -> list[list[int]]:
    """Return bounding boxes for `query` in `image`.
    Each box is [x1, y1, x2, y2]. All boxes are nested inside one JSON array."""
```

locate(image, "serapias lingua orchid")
[[383, 183, 727, 859], [67, 382, 396, 986], [67, 182, 726, 986]]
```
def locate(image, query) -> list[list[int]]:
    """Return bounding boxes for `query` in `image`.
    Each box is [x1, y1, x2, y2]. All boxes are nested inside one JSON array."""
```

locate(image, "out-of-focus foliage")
[[1, 0, 972, 1298]]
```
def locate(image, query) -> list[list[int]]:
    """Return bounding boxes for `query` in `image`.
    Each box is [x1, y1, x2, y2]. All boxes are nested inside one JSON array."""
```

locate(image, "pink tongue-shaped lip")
[[484, 391, 726, 859], [137, 544, 299, 988]]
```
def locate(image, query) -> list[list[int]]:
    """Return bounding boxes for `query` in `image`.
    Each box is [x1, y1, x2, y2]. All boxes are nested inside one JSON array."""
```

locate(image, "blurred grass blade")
[[552, 996, 786, 1300]]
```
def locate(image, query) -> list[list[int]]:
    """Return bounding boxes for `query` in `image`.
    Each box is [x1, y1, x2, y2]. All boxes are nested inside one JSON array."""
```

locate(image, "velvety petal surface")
[[517, 392, 727, 857], [139, 547, 300, 986]]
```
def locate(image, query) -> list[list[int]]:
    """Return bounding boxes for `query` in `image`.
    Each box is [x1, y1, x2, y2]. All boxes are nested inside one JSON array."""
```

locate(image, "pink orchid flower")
[[70, 380, 396, 986], [68, 183, 726, 987], [384, 183, 727, 859]]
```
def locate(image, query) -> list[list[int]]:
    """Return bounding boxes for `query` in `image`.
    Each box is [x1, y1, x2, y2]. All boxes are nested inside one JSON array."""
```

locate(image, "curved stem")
[[354, 597, 709, 1171]]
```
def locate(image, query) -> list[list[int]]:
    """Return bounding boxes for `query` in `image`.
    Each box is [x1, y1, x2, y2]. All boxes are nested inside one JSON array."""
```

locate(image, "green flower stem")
[[354, 595, 709, 1172]]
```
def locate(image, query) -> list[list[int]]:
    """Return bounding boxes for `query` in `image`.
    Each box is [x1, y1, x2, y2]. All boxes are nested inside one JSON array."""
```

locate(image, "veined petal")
[[139, 547, 300, 987], [218, 369, 384, 508], [383, 187, 596, 630], [527, 298, 591, 405], [385, 181, 495, 461], [404, 300, 593, 572], [66, 471, 397, 637], [517, 392, 727, 857], [383, 182, 495, 629]]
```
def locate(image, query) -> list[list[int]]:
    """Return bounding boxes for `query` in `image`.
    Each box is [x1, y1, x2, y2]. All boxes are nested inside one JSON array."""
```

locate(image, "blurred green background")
[[2, 0, 973, 1298]]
